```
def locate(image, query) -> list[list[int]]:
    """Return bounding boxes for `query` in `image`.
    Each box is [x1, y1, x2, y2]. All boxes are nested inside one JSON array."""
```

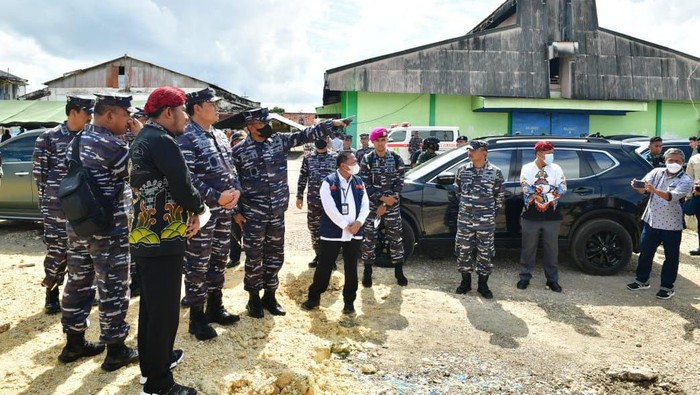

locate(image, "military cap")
[[230, 130, 246, 143], [343, 134, 353, 141], [243, 107, 271, 123], [467, 140, 488, 151], [94, 93, 135, 112], [185, 87, 221, 106], [359, 133, 369, 139], [456, 135, 469, 142], [66, 95, 95, 114], [133, 107, 147, 118]]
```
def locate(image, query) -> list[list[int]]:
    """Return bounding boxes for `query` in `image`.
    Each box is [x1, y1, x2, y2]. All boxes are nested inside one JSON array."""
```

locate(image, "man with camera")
[[629, 148, 692, 299]]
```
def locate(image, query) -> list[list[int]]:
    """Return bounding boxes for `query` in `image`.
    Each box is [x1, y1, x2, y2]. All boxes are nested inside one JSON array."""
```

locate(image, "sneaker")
[[301, 299, 320, 310], [140, 349, 184, 384], [627, 281, 650, 291], [655, 289, 675, 300]]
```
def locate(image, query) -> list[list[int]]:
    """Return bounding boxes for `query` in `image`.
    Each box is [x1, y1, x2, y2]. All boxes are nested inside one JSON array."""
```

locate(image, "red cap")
[[144, 86, 186, 115], [369, 127, 388, 142], [534, 141, 554, 152]]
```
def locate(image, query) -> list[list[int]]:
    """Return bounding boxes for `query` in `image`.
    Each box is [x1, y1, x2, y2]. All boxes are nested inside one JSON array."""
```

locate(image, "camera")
[[632, 180, 645, 188], [695, 185, 700, 192]]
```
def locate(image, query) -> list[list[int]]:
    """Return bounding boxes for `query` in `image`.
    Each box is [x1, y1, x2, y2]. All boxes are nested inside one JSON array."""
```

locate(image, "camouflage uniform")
[[360, 151, 406, 266], [232, 120, 336, 291], [61, 124, 133, 344], [297, 150, 338, 257], [408, 136, 422, 156], [453, 160, 505, 275], [177, 121, 240, 307], [33, 123, 80, 290], [355, 146, 372, 162]]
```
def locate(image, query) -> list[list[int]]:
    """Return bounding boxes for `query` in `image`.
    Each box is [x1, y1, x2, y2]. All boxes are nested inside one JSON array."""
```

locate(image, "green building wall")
[[318, 92, 700, 146]]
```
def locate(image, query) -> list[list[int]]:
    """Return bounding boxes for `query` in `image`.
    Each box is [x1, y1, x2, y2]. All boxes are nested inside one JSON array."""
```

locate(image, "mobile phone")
[[633, 180, 645, 188]]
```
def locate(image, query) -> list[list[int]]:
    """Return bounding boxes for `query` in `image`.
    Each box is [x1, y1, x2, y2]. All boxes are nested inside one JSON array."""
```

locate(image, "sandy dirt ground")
[[1, 153, 699, 394]]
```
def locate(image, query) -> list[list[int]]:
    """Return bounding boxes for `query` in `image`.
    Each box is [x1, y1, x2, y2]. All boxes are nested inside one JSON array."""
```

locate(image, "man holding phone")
[[629, 148, 692, 299]]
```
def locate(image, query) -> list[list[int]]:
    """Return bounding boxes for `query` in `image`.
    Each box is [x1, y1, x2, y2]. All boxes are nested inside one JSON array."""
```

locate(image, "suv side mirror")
[[434, 173, 455, 185]]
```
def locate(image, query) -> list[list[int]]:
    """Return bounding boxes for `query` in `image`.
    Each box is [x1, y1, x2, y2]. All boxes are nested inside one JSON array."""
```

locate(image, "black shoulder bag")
[[58, 132, 114, 237]]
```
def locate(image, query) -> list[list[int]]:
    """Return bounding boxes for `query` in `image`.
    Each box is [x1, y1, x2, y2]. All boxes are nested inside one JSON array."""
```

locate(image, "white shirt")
[[320, 171, 370, 241], [331, 137, 343, 152]]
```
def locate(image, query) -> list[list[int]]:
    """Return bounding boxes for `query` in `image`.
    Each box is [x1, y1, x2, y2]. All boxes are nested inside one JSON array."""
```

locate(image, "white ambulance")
[[386, 125, 461, 163]]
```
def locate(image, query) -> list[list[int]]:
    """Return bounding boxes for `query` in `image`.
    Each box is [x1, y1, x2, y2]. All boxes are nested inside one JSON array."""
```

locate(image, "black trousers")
[[308, 239, 361, 303], [136, 254, 183, 391], [229, 221, 242, 263]]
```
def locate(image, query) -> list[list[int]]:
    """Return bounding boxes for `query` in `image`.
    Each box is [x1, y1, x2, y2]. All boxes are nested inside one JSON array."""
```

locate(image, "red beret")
[[144, 86, 186, 115], [534, 141, 554, 152], [369, 127, 388, 142]]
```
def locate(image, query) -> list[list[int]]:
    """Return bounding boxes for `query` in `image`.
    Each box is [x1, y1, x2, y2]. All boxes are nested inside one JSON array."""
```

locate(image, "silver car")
[[0, 129, 44, 220]]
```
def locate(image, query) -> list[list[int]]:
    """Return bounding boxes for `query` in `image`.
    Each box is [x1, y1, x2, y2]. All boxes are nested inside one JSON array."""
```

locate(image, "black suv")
[[393, 136, 653, 275]]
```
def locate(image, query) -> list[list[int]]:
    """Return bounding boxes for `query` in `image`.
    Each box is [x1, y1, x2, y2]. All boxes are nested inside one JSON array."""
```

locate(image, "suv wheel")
[[570, 218, 632, 275]]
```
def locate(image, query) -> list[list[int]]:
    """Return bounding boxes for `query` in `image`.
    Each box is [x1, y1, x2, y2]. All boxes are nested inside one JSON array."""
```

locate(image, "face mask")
[[666, 162, 682, 173], [257, 124, 274, 139], [544, 153, 554, 164], [349, 164, 360, 175]]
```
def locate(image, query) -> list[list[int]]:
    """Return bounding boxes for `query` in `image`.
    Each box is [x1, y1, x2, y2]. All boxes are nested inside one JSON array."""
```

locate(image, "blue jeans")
[[635, 223, 682, 289]]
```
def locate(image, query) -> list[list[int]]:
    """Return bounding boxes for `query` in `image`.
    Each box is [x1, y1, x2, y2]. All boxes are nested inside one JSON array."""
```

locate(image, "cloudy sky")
[[1, 0, 698, 112]]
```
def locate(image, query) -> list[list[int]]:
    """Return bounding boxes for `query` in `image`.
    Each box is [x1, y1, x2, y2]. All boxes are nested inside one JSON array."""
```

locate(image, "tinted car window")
[[432, 130, 453, 141], [388, 130, 405, 142], [521, 149, 582, 179], [589, 151, 616, 173], [0, 136, 37, 163], [487, 150, 512, 181]]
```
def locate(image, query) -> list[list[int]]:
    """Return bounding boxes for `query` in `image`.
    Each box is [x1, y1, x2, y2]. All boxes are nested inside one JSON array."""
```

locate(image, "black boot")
[[362, 265, 373, 288], [477, 275, 493, 299], [246, 291, 264, 319], [261, 289, 286, 316], [455, 272, 472, 294], [58, 332, 105, 363], [394, 263, 408, 286], [45, 286, 61, 314], [308, 256, 318, 268], [188, 305, 217, 340], [101, 342, 139, 371], [205, 290, 240, 325]]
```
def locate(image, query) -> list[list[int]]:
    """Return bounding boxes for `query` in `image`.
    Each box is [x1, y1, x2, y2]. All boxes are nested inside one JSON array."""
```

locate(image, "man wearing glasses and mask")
[[177, 88, 241, 340], [231, 108, 350, 318]]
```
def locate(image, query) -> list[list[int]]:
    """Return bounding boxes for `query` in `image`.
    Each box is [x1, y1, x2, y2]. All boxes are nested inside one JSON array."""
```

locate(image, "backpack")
[[58, 132, 115, 237]]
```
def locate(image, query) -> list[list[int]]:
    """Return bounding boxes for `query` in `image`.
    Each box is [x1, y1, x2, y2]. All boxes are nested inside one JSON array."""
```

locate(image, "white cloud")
[[0, 0, 697, 111]]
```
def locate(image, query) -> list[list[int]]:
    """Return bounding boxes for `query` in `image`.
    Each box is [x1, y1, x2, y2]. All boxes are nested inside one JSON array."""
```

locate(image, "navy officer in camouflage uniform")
[[232, 108, 350, 318], [177, 88, 241, 340], [60, 93, 140, 371], [355, 133, 372, 160], [33, 95, 94, 314], [296, 138, 338, 267], [453, 140, 505, 299], [360, 127, 408, 288]]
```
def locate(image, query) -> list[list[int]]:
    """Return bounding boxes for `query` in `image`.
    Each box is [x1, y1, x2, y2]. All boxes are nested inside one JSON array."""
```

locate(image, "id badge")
[[341, 203, 349, 215]]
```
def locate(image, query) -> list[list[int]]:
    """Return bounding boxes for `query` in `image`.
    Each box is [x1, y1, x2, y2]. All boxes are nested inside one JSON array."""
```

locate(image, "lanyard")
[[341, 179, 352, 204]]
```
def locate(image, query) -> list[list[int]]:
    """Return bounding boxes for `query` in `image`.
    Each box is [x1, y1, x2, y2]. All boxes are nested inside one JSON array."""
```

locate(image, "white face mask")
[[666, 162, 682, 174], [349, 163, 360, 175], [544, 153, 554, 164]]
